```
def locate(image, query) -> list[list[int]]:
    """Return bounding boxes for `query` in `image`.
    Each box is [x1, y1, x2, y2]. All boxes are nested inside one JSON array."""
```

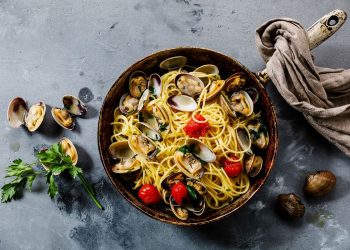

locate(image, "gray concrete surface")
[[1, 0, 350, 249]]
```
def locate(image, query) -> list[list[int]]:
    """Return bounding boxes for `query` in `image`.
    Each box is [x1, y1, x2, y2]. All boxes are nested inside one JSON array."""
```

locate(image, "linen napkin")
[[256, 18, 350, 156]]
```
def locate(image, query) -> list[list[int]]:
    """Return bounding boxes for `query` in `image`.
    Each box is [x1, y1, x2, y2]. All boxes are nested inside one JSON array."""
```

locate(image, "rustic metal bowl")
[[98, 47, 278, 226]]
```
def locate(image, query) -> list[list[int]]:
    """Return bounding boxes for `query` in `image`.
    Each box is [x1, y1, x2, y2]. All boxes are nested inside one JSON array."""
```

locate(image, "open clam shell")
[[137, 89, 150, 111], [108, 141, 136, 160], [219, 94, 236, 118], [244, 154, 263, 177], [159, 56, 187, 70], [138, 110, 159, 130], [128, 134, 158, 159], [62, 95, 87, 116], [206, 80, 226, 101], [230, 90, 254, 117], [129, 71, 147, 98], [186, 139, 216, 163], [174, 151, 204, 179], [193, 64, 219, 76], [248, 120, 269, 149], [7, 97, 28, 128], [112, 158, 141, 174], [148, 73, 162, 98], [167, 95, 197, 112], [60, 137, 78, 165], [25, 102, 46, 132], [136, 122, 162, 141], [175, 73, 204, 97], [225, 72, 246, 93], [51, 107, 75, 130], [170, 197, 189, 220], [245, 87, 259, 104], [119, 93, 139, 115], [236, 128, 253, 154], [161, 172, 185, 190]]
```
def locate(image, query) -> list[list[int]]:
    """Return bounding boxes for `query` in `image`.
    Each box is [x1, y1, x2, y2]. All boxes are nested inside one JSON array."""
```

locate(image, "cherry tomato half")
[[138, 184, 161, 205], [183, 114, 210, 138], [223, 155, 243, 178], [171, 182, 189, 205]]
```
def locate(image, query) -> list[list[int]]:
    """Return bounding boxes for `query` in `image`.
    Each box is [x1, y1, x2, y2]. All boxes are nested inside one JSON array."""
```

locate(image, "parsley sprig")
[[1, 143, 104, 210]]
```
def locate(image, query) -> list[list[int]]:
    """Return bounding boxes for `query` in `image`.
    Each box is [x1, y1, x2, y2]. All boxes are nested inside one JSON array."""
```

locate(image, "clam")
[[138, 110, 159, 130], [304, 170, 336, 197], [277, 193, 305, 218], [51, 107, 75, 130], [230, 91, 254, 116], [186, 139, 216, 163], [7, 97, 46, 132], [59, 137, 78, 165], [136, 122, 162, 141], [137, 89, 150, 111], [174, 151, 204, 178], [225, 73, 246, 93], [219, 94, 236, 118], [62, 95, 87, 116], [7, 97, 28, 128], [248, 121, 269, 149], [161, 172, 185, 190], [108, 141, 136, 160], [244, 154, 263, 177], [108, 141, 140, 174], [186, 178, 207, 196], [245, 87, 259, 104], [182, 179, 206, 215], [236, 128, 252, 154], [159, 56, 187, 70], [112, 158, 141, 174], [148, 73, 162, 98], [170, 198, 189, 220], [206, 80, 226, 101], [193, 64, 219, 75], [167, 95, 197, 112], [128, 134, 158, 159], [25, 102, 46, 132], [175, 73, 204, 97], [119, 93, 139, 115], [129, 71, 147, 98]]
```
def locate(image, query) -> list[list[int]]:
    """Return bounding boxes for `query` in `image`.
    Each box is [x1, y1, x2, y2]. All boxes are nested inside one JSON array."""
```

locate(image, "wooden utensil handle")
[[257, 9, 347, 85]]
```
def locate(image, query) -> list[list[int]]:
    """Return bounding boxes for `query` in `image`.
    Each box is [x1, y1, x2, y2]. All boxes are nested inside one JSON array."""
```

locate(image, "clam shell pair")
[[7, 97, 46, 132], [52, 95, 87, 130]]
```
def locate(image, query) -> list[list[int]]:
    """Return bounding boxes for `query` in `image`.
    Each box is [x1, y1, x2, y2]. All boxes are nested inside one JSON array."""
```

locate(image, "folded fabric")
[[256, 18, 350, 156]]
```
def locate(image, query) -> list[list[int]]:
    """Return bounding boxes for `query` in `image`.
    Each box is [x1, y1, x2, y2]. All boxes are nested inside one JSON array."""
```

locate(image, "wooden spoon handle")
[[257, 9, 347, 85]]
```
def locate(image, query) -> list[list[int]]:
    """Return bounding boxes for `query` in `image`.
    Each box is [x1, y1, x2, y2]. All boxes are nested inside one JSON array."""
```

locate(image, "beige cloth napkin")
[[256, 18, 350, 156]]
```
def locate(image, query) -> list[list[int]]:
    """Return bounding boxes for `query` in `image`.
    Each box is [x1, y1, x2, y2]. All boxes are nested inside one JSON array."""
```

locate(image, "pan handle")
[[257, 9, 347, 85]]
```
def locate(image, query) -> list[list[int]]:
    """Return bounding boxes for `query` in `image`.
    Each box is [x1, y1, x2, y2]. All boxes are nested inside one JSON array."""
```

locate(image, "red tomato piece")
[[223, 155, 243, 178], [171, 182, 189, 205], [138, 184, 161, 205], [183, 114, 210, 138]]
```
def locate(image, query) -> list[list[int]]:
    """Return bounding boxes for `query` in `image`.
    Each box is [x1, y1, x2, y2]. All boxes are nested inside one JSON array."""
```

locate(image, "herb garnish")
[[186, 185, 198, 201], [159, 123, 168, 132], [1, 143, 104, 210], [178, 144, 195, 154]]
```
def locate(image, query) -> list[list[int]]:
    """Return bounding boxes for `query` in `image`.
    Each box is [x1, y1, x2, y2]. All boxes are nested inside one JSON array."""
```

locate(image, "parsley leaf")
[[186, 185, 198, 201], [159, 123, 168, 132], [178, 144, 195, 154], [1, 159, 40, 202]]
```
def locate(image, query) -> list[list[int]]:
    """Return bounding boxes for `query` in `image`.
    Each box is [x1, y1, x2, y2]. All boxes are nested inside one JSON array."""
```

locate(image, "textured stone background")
[[1, 0, 350, 249]]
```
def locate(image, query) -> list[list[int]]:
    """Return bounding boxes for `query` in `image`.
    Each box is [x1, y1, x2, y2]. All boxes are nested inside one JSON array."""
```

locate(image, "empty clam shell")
[[160, 56, 187, 70], [193, 64, 219, 75], [186, 139, 216, 163], [24, 102, 46, 132], [236, 128, 252, 153], [7, 97, 28, 128], [175, 73, 204, 97], [245, 87, 259, 104], [129, 71, 147, 98], [148, 73, 162, 98], [51, 107, 75, 130], [167, 95, 197, 112], [112, 158, 141, 174], [136, 122, 162, 141], [62, 95, 87, 116], [277, 193, 305, 218], [108, 141, 136, 160], [119, 93, 139, 115], [137, 89, 150, 111], [304, 170, 336, 197]]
